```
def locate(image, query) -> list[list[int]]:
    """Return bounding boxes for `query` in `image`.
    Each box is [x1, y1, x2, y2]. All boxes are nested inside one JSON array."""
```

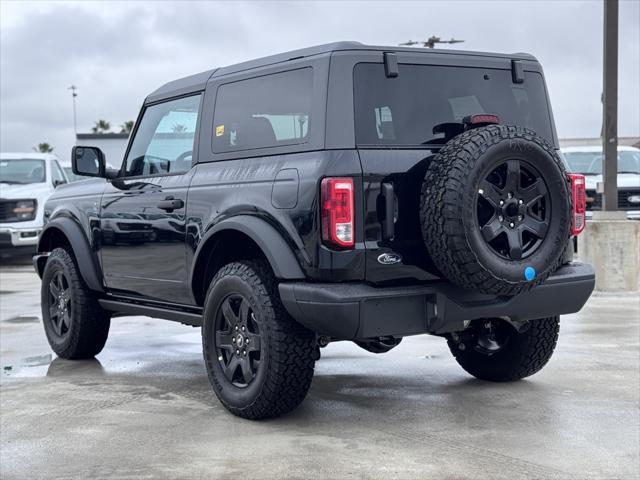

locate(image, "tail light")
[[463, 114, 500, 126], [321, 177, 354, 249], [568, 173, 586, 235]]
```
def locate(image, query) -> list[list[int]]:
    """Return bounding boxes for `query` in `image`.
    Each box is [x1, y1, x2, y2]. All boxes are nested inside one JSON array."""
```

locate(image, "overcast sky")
[[1, 0, 638, 161]]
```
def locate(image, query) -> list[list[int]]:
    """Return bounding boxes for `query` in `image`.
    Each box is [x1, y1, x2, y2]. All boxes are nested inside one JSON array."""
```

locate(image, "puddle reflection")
[[46, 357, 104, 377]]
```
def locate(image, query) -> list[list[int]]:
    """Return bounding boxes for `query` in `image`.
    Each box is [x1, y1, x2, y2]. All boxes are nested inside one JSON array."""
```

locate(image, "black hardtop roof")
[[146, 41, 538, 103]]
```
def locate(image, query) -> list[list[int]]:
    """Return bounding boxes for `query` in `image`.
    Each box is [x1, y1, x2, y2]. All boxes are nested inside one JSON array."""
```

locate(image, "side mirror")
[[72, 146, 105, 177], [53, 179, 66, 187]]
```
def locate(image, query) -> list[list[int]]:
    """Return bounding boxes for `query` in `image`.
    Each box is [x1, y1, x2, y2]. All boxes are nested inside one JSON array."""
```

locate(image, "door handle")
[[157, 196, 184, 212], [381, 182, 395, 241]]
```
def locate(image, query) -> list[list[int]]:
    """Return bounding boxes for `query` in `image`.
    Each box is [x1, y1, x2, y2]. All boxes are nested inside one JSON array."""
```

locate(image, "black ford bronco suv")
[[34, 42, 595, 420]]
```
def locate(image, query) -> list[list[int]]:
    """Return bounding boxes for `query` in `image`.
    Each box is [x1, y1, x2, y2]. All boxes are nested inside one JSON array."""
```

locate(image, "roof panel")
[[146, 42, 538, 102]]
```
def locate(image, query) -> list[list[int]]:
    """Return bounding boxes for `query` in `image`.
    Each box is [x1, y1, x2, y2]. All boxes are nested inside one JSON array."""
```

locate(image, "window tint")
[[51, 161, 66, 185], [213, 68, 313, 153], [124, 94, 201, 177], [354, 64, 554, 147]]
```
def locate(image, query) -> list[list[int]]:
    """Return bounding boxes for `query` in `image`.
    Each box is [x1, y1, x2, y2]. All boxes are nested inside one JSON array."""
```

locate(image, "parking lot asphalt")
[[0, 256, 638, 480]]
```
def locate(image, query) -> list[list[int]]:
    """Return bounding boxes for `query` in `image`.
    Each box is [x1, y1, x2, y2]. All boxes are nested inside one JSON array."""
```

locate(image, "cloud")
[[1, 0, 638, 160]]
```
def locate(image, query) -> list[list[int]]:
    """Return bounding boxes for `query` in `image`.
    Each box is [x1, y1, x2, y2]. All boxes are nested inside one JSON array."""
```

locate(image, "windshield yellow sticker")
[[215, 125, 224, 137]]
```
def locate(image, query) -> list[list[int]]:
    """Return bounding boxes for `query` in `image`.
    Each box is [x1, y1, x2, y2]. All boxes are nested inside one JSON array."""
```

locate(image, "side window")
[[213, 68, 313, 153], [124, 94, 201, 177], [51, 161, 67, 185]]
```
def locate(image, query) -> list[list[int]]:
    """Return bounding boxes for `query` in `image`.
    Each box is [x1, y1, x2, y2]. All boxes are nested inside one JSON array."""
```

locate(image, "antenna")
[[400, 36, 465, 49]]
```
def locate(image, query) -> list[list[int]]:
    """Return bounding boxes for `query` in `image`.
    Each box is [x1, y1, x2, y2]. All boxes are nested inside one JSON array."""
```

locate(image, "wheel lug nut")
[[498, 215, 504, 222], [518, 199, 523, 205], [508, 192, 513, 199], [236, 349, 240, 355], [499, 200, 504, 206], [235, 325, 239, 331], [243, 350, 247, 356], [241, 326, 245, 331], [518, 215, 523, 221], [232, 337, 236, 343], [509, 222, 515, 228], [245, 338, 250, 344]]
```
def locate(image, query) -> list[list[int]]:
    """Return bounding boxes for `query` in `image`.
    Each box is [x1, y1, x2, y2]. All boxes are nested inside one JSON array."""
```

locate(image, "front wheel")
[[41, 247, 111, 359], [202, 260, 317, 420], [447, 317, 559, 382]]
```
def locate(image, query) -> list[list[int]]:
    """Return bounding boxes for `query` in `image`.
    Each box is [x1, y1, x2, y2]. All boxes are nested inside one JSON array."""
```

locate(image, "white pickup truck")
[[0, 153, 69, 254], [563, 145, 640, 219]]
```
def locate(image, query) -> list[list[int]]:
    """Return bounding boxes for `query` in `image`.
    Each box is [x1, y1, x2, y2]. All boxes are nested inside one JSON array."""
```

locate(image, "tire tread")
[[203, 260, 316, 420]]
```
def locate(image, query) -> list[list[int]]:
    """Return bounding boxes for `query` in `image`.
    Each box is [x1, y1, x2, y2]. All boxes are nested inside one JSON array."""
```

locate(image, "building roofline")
[[76, 133, 129, 140]]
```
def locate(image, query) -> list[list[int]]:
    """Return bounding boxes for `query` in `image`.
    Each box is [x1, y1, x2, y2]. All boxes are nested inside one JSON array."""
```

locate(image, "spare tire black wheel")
[[421, 125, 571, 296]]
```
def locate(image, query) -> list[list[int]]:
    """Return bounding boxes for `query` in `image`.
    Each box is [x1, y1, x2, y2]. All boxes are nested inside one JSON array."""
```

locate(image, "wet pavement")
[[1, 256, 639, 479]]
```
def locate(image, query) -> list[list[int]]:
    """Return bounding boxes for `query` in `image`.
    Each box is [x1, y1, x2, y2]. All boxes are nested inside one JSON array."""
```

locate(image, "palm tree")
[[91, 119, 111, 133], [119, 121, 134, 134], [33, 143, 54, 153]]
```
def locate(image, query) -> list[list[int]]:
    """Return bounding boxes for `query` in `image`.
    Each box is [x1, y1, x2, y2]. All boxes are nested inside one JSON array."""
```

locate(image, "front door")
[[100, 94, 202, 304]]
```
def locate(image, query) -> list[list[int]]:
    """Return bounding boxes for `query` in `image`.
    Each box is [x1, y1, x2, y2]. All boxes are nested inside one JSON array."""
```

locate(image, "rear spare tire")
[[421, 125, 571, 296]]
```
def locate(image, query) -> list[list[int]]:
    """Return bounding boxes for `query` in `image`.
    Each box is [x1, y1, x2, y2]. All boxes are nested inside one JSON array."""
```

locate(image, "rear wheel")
[[41, 247, 111, 359], [447, 316, 559, 382], [202, 260, 317, 420]]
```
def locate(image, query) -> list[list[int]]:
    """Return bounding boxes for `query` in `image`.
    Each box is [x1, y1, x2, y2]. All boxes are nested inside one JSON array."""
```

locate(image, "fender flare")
[[38, 217, 105, 292], [191, 215, 305, 287]]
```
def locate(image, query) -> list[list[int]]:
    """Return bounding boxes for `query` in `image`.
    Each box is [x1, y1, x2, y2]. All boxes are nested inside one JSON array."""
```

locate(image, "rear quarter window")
[[212, 68, 313, 153], [354, 63, 554, 147]]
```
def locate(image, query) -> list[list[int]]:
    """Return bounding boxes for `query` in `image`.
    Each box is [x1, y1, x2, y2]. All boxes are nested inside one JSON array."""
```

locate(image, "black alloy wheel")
[[40, 247, 111, 359], [214, 294, 263, 387], [202, 260, 317, 419], [476, 159, 550, 261], [465, 318, 513, 355], [421, 125, 572, 295], [47, 271, 72, 338]]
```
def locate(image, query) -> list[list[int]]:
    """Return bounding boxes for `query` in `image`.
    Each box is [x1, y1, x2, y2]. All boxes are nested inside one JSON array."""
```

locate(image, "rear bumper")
[[279, 262, 595, 340]]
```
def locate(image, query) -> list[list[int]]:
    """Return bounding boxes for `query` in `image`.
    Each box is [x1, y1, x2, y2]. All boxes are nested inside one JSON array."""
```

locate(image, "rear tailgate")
[[354, 57, 556, 284]]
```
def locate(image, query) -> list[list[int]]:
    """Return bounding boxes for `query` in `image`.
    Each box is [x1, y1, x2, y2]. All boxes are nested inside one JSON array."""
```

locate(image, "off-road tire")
[[447, 316, 560, 382], [202, 260, 316, 420], [421, 125, 571, 296], [41, 247, 111, 359]]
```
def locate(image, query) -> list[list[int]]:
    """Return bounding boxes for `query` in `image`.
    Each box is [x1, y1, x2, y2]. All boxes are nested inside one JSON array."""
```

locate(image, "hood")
[[0, 182, 52, 199], [583, 173, 640, 190]]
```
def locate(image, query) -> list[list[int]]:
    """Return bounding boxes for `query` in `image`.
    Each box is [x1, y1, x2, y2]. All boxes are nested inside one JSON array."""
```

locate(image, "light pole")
[[68, 85, 78, 136], [602, 0, 618, 211]]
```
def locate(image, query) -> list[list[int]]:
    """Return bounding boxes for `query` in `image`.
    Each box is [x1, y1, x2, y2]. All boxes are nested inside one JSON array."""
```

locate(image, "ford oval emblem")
[[377, 253, 402, 265]]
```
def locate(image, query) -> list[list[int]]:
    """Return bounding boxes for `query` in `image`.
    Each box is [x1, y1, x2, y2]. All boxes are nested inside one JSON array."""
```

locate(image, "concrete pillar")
[[576, 213, 640, 292]]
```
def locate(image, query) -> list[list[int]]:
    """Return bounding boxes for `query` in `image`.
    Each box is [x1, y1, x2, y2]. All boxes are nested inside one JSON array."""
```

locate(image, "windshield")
[[0, 159, 46, 184], [564, 150, 640, 175], [354, 63, 554, 147]]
